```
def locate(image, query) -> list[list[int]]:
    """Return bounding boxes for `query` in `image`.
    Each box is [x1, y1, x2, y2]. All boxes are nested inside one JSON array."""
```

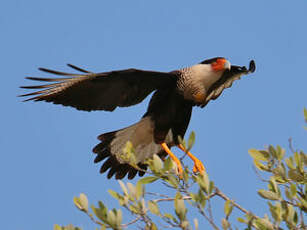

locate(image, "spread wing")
[[202, 60, 256, 107], [20, 64, 175, 111]]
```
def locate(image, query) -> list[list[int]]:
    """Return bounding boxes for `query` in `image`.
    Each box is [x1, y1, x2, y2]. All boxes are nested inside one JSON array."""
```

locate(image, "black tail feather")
[[93, 130, 148, 180]]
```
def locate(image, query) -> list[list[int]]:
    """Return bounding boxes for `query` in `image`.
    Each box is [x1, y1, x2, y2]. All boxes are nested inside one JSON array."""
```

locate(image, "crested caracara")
[[20, 57, 255, 179]]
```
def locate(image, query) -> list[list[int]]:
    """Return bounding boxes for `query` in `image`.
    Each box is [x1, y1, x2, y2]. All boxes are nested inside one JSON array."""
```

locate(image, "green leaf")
[[301, 151, 307, 166], [268, 202, 281, 222], [163, 157, 173, 172], [237, 217, 246, 223], [135, 182, 143, 200], [209, 181, 215, 194], [276, 145, 285, 160], [196, 172, 209, 194], [64, 224, 78, 230], [137, 176, 159, 185], [285, 157, 295, 170], [164, 213, 178, 223], [116, 209, 122, 227], [148, 201, 160, 216], [253, 159, 269, 171], [249, 149, 270, 161], [118, 181, 128, 196], [304, 108, 307, 122], [288, 169, 304, 182], [198, 189, 207, 209], [298, 152, 305, 173], [79, 193, 88, 212], [286, 204, 297, 224], [272, 164, 286, 180], [122, 141, 137, 165], [224, 200, 233, 218], [174, 198, 186, 220], [268, 178, 278, 193], [73, 193, 88, 212], [152, 154, 163, 172], [127, 182, 136, 199], [189, 192, 199, 202], [177, 136, 186, 149], [290, 184, 297, 198], [128, 204, 139, 214], [181, 220, 190, 229], [107, 210, 116, 228], [73, 196, 83, 210], [268, 145, 278, 159], [123, 141, 133, 154], [254, 218, 274, 230], [258, 189, 280, 201], [187, 131, 195, 150], [91, 205, 104, 222], [108, 190, 122, 201], [165, 174, 179, 188], [298, 196, 307, 210], [285, 188, 292, 200], [91, 201, 108, 222], [98, 201, 108, 213], [294, 152, 300, 167], [193, 218, 199, 230], [54, 225, 63, 230], [147, 222, 158, 230]]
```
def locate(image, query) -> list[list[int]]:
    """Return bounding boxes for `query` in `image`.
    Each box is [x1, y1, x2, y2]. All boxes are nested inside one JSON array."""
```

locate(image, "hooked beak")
[[224, 60, 231, 70]]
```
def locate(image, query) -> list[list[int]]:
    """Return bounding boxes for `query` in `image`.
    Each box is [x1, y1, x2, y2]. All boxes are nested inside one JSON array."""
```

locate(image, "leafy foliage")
[[55, 109, 307, 230]]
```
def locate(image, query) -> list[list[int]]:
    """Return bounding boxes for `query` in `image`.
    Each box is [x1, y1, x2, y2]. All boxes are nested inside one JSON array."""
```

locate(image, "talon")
[[177, 144, 205, 174], [192, 158, 205, 174], [161, 143, 183, 176], [175, 161, 183, 176]]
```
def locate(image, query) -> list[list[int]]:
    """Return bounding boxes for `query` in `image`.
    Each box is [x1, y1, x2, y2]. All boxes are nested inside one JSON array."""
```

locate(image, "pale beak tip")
[[224, 60, 231, 70]]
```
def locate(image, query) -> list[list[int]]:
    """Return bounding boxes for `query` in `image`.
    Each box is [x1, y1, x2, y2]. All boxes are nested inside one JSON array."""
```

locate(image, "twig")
[[252, 166, 270, 183], [86, 212, 103, 226], [288, 138, 297, 154], [121, 216, 141, 228], [207, 198, 214, 222], [146, 192, 170, 198], [179, 151, 188, 161], [196, 203, 220, 230], [161, 216, 181, 228], [154, 196, 192, 203], [215, 187, 256, 217]]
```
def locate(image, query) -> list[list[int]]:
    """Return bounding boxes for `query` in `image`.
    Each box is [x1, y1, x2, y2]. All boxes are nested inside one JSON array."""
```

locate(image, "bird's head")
[[200, 57, 231, 72]]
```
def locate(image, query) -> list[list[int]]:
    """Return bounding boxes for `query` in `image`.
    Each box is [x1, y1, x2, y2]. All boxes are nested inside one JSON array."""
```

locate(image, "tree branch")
[[214, 187, 251, 215], [121, 216, 141, 228], [196, 203, 220, 230], [154, 196, 192, 203]]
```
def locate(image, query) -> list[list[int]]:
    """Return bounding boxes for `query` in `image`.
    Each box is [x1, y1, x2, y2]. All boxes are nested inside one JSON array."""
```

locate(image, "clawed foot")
[[161, 143, 183, 176], [192, 157, 205, 174], [173, 158, 183, 176], [177, 144, 205, 174]]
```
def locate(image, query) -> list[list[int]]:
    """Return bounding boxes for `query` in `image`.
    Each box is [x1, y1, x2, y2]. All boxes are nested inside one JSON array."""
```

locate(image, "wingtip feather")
[[67, 63, 91, 73], [249, 60, 256, 73], [38, 67, 79, 76]]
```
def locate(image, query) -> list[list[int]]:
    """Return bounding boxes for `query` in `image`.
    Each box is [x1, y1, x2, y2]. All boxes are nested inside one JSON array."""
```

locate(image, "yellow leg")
[[161, 143, 183, 175], [178, 144, 205, 174]]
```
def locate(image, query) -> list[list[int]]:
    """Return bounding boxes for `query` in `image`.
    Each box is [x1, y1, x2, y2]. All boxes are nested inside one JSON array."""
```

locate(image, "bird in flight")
[[20, 57, 255, 179]]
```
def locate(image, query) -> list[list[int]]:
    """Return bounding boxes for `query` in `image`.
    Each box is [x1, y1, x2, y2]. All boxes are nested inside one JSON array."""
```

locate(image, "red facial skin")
[[211, 58, 227, 72]]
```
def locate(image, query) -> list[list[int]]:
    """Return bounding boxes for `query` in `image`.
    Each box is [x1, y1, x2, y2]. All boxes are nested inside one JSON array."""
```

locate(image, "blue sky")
[[1, 0, 307, 229]]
